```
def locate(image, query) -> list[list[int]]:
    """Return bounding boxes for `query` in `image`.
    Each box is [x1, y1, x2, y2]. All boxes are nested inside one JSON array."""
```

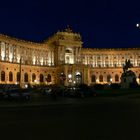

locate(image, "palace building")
[[0, 27, 140, 87]]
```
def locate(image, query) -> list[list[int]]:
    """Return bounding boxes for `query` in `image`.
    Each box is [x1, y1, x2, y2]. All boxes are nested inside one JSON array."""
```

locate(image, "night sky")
[[0, 0, 140, 49]]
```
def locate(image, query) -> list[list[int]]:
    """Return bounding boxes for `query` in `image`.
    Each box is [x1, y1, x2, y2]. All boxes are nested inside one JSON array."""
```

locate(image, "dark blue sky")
[[0, 0, 140, 48]]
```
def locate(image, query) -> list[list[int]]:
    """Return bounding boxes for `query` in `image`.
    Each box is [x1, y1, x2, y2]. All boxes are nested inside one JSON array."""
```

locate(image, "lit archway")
[[75, 71, 82, 84], [99, 75, 103, 82], [91, 75, 96, 83], [107, 75, 111, 83], [115, 74, 119, 82]]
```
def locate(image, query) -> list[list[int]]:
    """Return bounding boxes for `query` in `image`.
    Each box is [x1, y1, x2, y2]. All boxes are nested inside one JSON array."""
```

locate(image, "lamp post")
[[60, 73, 66, 85]]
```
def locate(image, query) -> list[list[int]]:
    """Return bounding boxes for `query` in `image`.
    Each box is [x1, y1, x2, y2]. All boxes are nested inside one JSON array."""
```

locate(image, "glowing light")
[[96, 79, 99, 83], [33, 56, 36, 65], [68, 74, 72, 78], [76, 71, 80, 75], [136, 23, 140, 27], [25, 84, 28, 88], [9, 54, 13, 62], [40, 57, 43, 65], [69, 79, 72, 82]]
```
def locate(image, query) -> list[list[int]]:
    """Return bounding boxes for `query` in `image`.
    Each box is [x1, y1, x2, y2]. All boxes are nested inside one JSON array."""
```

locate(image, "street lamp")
[[60, 73, 66, 85], [68, 74, 72, 79]]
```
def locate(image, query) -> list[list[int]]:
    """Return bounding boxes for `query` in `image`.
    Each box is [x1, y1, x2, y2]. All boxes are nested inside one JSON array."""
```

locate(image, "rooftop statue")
[[65, 25, 73, 33]]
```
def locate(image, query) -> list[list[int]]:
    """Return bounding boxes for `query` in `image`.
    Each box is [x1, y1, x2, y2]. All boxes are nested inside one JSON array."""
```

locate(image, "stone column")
[[5, 43, 9, 61], [95, 55, 97, 67], [103, 55, 105, 67], [101, 54, 103, 67], [76, 47, 78, 63], [50, 51, 52, 66], [13, 46, 16, 62], [134, 54, 137, 66], [1, 42, 6, 61], [118, 54, 120, 67], [110, 54, 113, 67], [79, 48, 82, 63], [63, 47, 65, 64], [108, 54, 110, 67], [45, 50, 48, 65], [21, 47, 24, 64], [135, 54, 138, 66], [0, 42, 1, 60]]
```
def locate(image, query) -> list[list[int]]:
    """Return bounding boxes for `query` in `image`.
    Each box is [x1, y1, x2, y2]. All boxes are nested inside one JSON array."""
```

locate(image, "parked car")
[[63, 86, 82, 97], [0, 90, 6, 100], [64, 85, 96, 98], [41, 87, 52, 96], [4, 88, 31, 101]]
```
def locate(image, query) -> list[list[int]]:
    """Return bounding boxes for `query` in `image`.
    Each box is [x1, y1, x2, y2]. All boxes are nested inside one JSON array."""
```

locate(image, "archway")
[[91, 75, 96, 83], [9, 71, 13, 82], [75, 71, 82, 85]]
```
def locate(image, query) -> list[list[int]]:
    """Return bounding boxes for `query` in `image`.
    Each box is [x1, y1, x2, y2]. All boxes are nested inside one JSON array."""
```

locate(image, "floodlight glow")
[[68, 74, 72, 78], [25, 84, 28, 88]]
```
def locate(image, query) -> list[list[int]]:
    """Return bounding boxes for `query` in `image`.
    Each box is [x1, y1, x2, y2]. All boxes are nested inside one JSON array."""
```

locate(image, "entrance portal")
[[75, 72, 82, 85]]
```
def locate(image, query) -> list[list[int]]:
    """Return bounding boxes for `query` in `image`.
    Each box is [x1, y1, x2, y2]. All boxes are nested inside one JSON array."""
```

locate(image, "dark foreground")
[[0, 95, 140, 140]]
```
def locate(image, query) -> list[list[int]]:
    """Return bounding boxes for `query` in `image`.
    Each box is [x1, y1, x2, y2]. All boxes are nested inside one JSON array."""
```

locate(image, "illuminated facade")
[[0, 27, 140, 87]]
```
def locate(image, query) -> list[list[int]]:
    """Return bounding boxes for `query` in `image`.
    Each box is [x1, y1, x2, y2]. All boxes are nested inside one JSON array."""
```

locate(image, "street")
[[0, 95, 140, 140]]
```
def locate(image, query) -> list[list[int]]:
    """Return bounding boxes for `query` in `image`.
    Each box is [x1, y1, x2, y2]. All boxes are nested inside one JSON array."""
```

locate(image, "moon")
[[136, 23, 139, 27]]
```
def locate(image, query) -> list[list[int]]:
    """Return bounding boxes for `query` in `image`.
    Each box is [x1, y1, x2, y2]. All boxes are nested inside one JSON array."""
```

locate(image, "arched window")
[[40, 74, 44, 82], [24, 73, 28, 82], [32, 73, 36, 82], [1, 71, 5, 81], [99, 75, 103, 82], [107, 75, 111, 82], [9, 71, 13, 82], [47, 74, 51, 82], [115, 74, 119, 82], [17, 72, 20, 82], [91, 75, 96, 82]]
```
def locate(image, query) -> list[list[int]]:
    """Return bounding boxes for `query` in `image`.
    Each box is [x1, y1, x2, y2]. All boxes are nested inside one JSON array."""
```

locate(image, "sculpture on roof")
[[65, 25, 73, 33]]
